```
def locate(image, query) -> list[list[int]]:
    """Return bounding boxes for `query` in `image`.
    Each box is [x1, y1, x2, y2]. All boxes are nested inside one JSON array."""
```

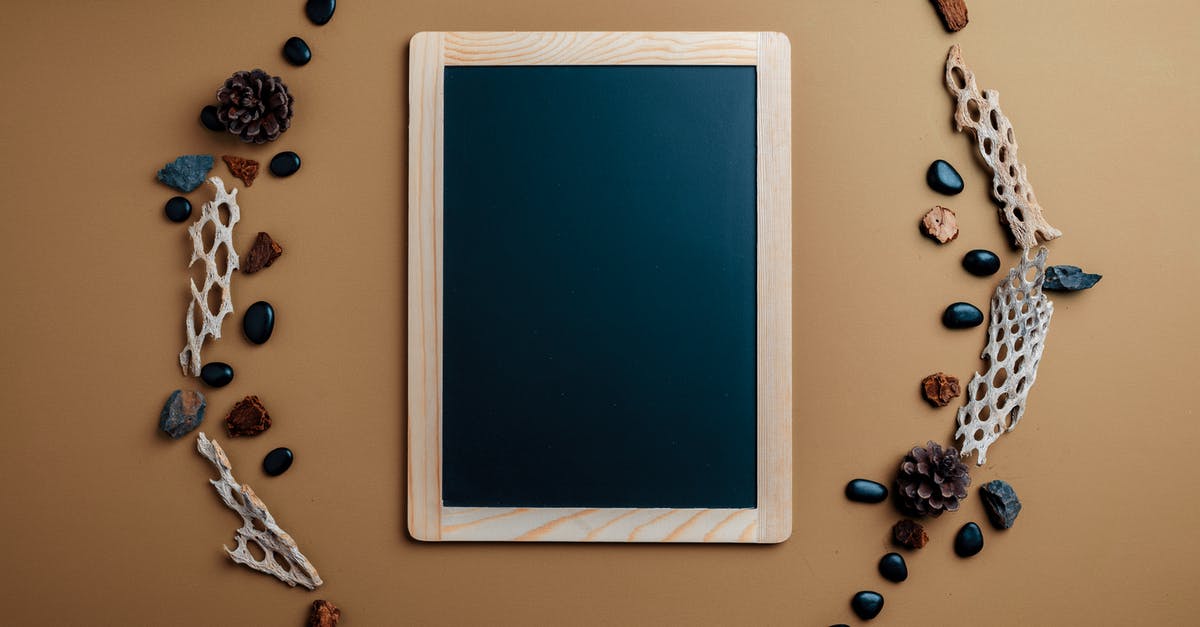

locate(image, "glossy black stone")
[[283, 36, 312, 66], [851, 591, 885, 621], [200, 362, 234, 388], [200, 105, 224, 131], [942, 302, 984, 329], [305, 0, 335, 25], [164, 196, 192, 222], [845, 479, 888, 503], [926, 159, 964, 195], [243, 301, 275, 344], [262, 447, 294, 476], [269, 151, 302, 177], [878, 553, 908, 582], [962, 249, 1001, 277], [955, 522, 985, 557]]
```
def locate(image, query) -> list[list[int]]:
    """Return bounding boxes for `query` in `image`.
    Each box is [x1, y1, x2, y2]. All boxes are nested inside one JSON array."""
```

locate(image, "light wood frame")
[[409, 32, 792, 542]]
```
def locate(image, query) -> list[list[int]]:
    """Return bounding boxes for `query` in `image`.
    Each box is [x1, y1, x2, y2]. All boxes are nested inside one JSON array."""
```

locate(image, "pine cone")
[[215, 69, 294, 144], [895, 440, 970, 517]]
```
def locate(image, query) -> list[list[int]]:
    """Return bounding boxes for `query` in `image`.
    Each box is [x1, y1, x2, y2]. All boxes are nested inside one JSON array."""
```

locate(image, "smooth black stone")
[[851, 591, 884, 621], [845, 479, 888, 503], [263, 447, 294, 476], [269, 151, 302, 177], [200, 362, 234, 387], [200, 105, 224, 132], [942, 302, 984, 329], [243, 301, 275, 344], [980, 480, 1022, 529], [878, 553, 908, 583], [927, 159, 964, 195], [283, 36, 312, 66], [305, 0, 335, 25], [1044, 265, 1102, 291], [164, 196, 192, 222], [955, 522, 985, 557], [962, 249, 1001, 277]]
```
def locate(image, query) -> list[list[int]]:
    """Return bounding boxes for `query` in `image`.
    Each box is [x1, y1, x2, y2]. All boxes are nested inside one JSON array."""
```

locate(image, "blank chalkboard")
[[409, 32, 792, 543]]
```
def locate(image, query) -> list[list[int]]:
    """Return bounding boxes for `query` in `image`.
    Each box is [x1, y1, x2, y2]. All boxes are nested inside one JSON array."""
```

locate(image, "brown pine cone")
[[215, 69, 294, 144], [895, 440, 970, 517]]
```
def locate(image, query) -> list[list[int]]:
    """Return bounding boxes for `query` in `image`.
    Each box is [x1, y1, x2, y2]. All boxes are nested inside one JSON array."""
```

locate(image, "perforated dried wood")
[[196, 432, 322, 589], [179, 177, 240, 376], [955, 248, 1054, 465], [945, 45, 1062, 249]]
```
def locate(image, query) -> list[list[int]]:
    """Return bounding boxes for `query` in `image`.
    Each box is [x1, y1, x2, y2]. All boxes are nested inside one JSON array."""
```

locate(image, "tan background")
[[1, 1, 1197, 625]]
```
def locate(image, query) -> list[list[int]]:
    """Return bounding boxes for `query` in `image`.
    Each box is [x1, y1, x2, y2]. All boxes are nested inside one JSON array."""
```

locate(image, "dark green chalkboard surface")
[[441, 65, 758, 509]]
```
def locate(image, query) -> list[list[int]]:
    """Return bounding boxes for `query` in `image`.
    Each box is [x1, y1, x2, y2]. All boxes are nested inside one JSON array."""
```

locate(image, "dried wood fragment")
[[222, 155, 260, 187], [196, 432, 322, 589], [180, 177, 240, 376], [931, 0, 969, 32], [243, 231, 283, 274], [921, 206, 959, 243], [945, 45, 1062, 249]]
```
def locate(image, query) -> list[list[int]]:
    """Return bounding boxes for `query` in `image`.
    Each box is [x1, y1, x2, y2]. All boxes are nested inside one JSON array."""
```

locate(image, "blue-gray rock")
[[263, 447, 294, 476], [980, 480, 1022, 529], [845, 479, 888, 503], [1044, 265, 1102, 291], [942, 302, 984, 329], [200, 105, 223, 132], [200, 362, 234, 387], [159, 389, 206, 439], [962, 249, 1001, 276], [269, 151, 302, 177], [305, 0, 335, 25], [283, 36, 312, 66], [954, 522, 984, 557], [851, 591, 884, 620], [156, 155, 213, 192], [878, 552, 907, 582], [927, 159, 964, 195], [244, 301, 275, 344], [164, 196, 191, 223]]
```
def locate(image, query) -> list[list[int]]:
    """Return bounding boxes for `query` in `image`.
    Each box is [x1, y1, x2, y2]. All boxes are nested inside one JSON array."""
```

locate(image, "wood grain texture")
[[408, 32, 793, 542]]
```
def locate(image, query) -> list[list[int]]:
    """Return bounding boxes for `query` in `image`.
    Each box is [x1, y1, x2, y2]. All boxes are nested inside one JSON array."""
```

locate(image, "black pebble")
[[955, 522, 985, 557], [283, 36, 312, 66], [942, 302, 984, 329], [851, 591, 885, 621], [927, 159, 964, 195], [200, 105, 223, 132], [263, 447, 294, 476], [962, 249, 1002, 276], [878, 553, 908, 582], [164, 196, 192, 222], [305, 0, 335, 25], [845, 479, 888, 503], [200, 362, 234, 387], [243, 301, 275, 345], [269, 151, 302, 177]]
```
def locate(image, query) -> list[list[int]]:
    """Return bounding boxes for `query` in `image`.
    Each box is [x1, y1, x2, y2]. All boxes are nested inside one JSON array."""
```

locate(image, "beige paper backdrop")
[[1, 1, 1197, 625]]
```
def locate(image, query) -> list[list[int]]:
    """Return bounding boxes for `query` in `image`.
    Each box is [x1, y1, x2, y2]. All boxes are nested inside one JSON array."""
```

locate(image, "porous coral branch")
[[180, 177, 240, 375]]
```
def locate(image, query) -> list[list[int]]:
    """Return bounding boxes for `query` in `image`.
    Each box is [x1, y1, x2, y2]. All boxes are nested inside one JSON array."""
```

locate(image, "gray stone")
[[156, 155, 213, 192], [159, 389, 206, 439], [980, 479, 1022, 529], [1044, 265, 1102, 291]]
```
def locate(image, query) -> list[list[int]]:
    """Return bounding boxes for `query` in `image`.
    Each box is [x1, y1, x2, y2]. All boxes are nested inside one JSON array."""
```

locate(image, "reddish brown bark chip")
[[921, 372, 962, 407], [222, 155, 260, 187], [893, 519, 929, 549], [931, 0, 969, 32], [225, 395, 271, 437], [921, 205, 959, 243], [308, 600, 341, 627], [242, 231, 283, 274]]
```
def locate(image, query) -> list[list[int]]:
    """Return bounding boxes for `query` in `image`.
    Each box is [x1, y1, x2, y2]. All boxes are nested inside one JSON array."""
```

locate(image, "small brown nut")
[[225, 395, 271, 437], [308, 600, 341, 627], [921, 372, 961, 407], [921, 206, 959, 243], [893, 519, 929, 549]]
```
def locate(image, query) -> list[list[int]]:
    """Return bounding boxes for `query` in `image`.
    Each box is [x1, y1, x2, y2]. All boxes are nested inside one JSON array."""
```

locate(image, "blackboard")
[[409, 32, 792, 543]]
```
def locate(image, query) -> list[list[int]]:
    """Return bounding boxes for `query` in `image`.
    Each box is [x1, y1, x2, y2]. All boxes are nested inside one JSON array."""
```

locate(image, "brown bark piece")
[[931, 0, 969, 32], [222, 155, 260, 187], [225, 395, 271, 437], [308, 600, 341, 627], [921, 206, 959, 243], [921, 372, 961, 407], [243, 231, 284, 274], [893, 519, 929, 549]]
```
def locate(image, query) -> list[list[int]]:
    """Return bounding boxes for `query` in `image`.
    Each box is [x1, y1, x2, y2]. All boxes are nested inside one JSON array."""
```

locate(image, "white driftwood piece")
[[179, 177, 240, 376], [945, 45, 1061, 249], [195, 432, 322, 589], [955, 248, 1054, 465]]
